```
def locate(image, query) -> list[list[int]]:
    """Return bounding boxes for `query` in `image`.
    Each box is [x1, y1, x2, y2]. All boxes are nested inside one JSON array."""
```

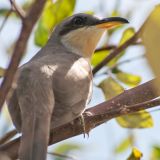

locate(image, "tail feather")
[[16, 67, 54, 160], [19, 114, 50, 160], [19, 114, 35, 160]]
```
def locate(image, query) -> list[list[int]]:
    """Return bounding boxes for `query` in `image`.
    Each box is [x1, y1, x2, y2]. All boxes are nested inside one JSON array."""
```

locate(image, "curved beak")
[[96, 17, 129, 29]]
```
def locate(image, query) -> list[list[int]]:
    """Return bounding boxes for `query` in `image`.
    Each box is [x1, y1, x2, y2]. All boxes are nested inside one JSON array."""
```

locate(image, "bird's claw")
[[79, 115, 88, 138], [79, 111, 92, 138]]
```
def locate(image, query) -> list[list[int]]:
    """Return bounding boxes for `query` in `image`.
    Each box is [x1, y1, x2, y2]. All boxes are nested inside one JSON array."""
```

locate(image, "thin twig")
[[95, 54, 145, 77], [92, 31, 140, 75], [95, 45, 116, 52], [0, 9, 13, 33], [9, 0, 25, 19], [95, 42, 141, 53], [0, 130, 17, 145], [48, 152, 77, 160], [108, 54, 145, 72], [0, 0, 46, 110]]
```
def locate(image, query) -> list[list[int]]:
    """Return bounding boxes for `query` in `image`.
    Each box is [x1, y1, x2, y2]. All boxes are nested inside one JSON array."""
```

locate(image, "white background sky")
[[1, 0, 160, 160]]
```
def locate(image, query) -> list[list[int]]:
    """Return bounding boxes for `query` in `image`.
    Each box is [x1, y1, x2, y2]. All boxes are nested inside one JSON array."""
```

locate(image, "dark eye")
[[73, 17, 84, 26]]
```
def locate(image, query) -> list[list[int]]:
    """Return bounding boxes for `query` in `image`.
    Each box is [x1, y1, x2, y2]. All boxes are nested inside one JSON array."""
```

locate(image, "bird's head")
[[51, 13, 128, 61]]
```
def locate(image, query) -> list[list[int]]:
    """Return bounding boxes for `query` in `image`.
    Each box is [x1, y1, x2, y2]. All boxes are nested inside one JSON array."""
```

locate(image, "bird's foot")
[[79, 111, 92, 138], [79, 114, 87, 138]]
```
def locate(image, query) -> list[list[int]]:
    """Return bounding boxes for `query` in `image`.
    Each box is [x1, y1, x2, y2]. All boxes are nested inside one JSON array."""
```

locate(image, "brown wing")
[[50, 55, 92, 128]]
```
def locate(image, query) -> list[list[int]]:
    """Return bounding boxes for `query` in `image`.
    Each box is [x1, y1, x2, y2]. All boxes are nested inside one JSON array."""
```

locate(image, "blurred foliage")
[[34, 0, 76, 47], [91, 50, 110, 67], [115, 70, 141, 87], [115, 135, 133, 153], [0, 0, 34, 17], [53, 143, 81, 160], [113, 27, 135, 63], [140, 4, 160, 94], [116, 110, 153, 128], [119, 28, 135, 46], [0, 67, 5, 77], [127, 147, 143, 160], [92, 27, 135, 68], [99, 74, 152, 128], [99, 77, 124, 99], [150, 145, 160, 160], [0, 9, 11, 17]]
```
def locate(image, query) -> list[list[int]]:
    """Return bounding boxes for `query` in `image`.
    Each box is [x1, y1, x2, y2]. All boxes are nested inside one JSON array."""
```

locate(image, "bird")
[[7, 13, 128, 160]]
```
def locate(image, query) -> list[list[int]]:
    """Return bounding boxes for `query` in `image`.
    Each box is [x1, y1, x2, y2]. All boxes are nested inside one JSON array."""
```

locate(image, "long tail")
[[19, 112, 51, 160], [17, 71, 54, 160]]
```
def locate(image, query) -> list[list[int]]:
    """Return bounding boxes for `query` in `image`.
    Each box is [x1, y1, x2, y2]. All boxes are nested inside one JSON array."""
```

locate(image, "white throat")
[[61, 27, 105, 62]]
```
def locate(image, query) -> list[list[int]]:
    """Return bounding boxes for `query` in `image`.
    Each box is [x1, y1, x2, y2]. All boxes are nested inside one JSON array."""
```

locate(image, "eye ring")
[[73, 17, 84, 26]]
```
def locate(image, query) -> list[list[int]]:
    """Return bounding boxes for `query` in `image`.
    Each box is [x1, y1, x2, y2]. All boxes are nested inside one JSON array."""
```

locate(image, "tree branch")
[[95, 42, 141, 53], [9, 0, 25, 19], [0, 77, 160, 159], [0, 130, 17, 145], [95, 45, 116, 52], [0, 0, 46, 110], [92, 30, 140, 75]]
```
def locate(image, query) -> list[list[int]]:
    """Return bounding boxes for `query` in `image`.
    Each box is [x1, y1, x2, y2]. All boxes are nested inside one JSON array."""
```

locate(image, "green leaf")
[[119, 28, 135, 46], [92, 28, 135, 67], [103, 28, 135, 67], [0, 67, 5, 77], [98, 77, 124, 100], [116, 71, 141, 87], [54, 143, 81, 153], [112, 27, 135, 64], [84, 11, 94, 15], [0, 8, 10, 16], [34, 0, 76, 47], [111, 10, 120, 17], [1, 103, 12, 124], [115, 136, 132, 153], [140, 5, 160, 93], [150, 146, 160, 160], [127, 147, 143, 160], [91, 50, 110, 67], [54, 143, 81, 160], [116, 110, 153, 128], [22, 0, 34, 11]]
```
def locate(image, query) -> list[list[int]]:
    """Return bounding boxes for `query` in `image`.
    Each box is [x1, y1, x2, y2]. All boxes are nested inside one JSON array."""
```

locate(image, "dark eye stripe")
[[58, 14, 99, 36], [72, 17, 84, 26]]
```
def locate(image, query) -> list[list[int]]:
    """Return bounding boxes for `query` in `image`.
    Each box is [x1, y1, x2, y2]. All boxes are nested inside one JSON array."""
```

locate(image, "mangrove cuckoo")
[[7, 13, 128, 160]]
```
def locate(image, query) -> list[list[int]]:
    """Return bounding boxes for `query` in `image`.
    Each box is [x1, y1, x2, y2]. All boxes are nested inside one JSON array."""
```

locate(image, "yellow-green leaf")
[[111, 10, 120, 17], [1, 104, 12, 124], [140, 5, 160, 94], [92, 28, 134, 67], [0, 67, 5, 77], [98, 77, 124, 100], [112, 27, 135, 64], [91, 50, 110, 66], [34, 0, 75, 47], [54, 143, 81, 160], [54, 143, 81, 153], [150, 146, 160, 160], [127, 147, 143, 160], [119, 27, 135, 46], [116, 110, 153, 128], [116, 71, 141, 87], [84, 11, 94, 15], [115, 136, 132, 153]]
